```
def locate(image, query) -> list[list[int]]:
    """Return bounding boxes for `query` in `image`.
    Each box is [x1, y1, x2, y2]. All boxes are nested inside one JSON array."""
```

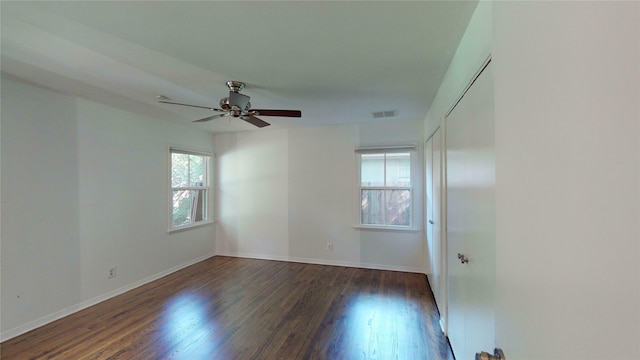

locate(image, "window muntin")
[[170, 149, 210, 229], [358, 150, 413, 228]]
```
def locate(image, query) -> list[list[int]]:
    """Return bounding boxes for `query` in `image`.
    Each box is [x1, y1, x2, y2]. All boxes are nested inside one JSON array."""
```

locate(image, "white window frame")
[[355, 145, 418, 231], [168, 146, 212, 232]]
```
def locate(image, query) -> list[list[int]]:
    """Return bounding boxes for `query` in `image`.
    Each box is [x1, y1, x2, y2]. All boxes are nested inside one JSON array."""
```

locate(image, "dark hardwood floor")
[[1, 256, 453, 360]]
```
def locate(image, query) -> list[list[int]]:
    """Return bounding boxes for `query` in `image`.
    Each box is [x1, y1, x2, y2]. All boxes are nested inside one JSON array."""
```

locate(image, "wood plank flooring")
[[1, 256, 454, 360]]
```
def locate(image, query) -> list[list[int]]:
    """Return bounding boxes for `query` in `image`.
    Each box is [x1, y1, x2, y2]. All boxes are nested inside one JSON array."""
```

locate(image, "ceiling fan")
[[158, 81, 302, 128]]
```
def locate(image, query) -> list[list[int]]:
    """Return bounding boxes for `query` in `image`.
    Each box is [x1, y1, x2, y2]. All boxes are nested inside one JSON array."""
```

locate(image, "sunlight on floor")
[[162, 293, 219, 358], [341, 293, 423, 359]]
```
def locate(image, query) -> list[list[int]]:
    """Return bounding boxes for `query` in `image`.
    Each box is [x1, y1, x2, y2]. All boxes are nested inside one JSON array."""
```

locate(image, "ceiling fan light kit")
[[159, 81, 301, 128]]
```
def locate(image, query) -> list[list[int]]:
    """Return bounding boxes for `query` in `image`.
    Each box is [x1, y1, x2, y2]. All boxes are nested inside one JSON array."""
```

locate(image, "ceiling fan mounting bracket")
[[226, 81, 245, 93]]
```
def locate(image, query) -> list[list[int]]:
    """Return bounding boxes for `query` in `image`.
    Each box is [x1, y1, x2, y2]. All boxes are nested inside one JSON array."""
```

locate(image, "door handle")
[[429, 220, 435, 225], [476, 348, 505, 360], [457, 253, 469, 264]]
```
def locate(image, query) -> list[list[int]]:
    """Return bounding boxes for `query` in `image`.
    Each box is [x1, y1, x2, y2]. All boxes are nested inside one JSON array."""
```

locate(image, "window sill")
[[168, 221, 213, 234], [353, 225, 421, 232]]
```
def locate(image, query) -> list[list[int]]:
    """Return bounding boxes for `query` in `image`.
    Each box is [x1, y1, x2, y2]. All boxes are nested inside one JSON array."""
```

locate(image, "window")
[[170, 148, 210, 229], [357, 147, 415, 228]]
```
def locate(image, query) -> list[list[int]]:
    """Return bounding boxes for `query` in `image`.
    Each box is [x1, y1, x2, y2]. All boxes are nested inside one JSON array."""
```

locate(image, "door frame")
[[439, 120, 448, 336]]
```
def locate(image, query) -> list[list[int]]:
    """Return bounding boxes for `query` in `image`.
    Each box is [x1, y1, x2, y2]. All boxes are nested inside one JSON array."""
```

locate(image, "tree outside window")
[[170, 149, 209, 228], [359, 150, 413, 228]]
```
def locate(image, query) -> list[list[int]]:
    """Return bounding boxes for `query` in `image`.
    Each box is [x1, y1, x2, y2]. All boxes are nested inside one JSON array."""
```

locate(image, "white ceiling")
[[1, 1, 478, 133]]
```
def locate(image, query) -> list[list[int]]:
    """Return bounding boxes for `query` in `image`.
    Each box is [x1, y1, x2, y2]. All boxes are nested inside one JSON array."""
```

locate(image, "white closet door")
[[426, 128, 445, 329], [446, 61, 495, 360], [446, 101, 470, 359], [432, 129, 445, 328], [426, 135, 434, 285]]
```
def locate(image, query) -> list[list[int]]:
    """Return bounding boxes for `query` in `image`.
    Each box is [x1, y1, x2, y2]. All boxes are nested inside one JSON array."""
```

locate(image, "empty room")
[[1, 1, 639, 360]]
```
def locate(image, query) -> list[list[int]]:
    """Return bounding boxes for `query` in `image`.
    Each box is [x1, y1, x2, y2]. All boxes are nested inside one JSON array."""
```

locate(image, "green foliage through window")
[[359, 151, 412, 227], [170, 150, 209, 228]]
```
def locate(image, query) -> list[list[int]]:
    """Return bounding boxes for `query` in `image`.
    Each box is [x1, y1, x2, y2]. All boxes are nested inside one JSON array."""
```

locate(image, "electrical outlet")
[[108, 267, 117, 279], [327, 242, 333, 251]]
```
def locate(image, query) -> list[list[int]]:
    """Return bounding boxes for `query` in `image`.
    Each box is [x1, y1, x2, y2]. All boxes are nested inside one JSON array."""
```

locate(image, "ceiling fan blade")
[[229, 92, 250, 110], [252, 109, 302, 117], [242, 115, 271, 128], [193, 113, 230, 122], [159, 100, 224, 112]]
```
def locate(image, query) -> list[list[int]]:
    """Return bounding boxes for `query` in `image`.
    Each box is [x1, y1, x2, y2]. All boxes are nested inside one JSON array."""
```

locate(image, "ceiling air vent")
[[372, 110, 398, 119]]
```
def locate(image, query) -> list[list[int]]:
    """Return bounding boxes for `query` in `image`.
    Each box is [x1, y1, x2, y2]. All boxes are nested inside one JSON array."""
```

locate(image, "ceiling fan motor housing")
[[219, 96, 251, 113]]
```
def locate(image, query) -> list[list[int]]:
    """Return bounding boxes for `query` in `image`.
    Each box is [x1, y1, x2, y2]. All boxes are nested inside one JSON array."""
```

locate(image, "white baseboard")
[[216, 251, 424, 273], [0, 252, 215, 342]]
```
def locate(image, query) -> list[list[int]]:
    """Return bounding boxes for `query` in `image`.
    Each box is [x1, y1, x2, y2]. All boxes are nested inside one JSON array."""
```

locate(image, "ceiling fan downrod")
[[227, 81, 245, 93]]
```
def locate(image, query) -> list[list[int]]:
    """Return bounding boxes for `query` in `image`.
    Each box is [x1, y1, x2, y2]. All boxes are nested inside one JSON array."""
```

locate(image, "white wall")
[[424, 1, 492, 138], [215, 130, 290, 257], [493, 2, 640, 359], [425, 1, 640, 359], [423, 0, 492, 316], [1, 77, 216, 340], [215, 119, 424, 272]]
